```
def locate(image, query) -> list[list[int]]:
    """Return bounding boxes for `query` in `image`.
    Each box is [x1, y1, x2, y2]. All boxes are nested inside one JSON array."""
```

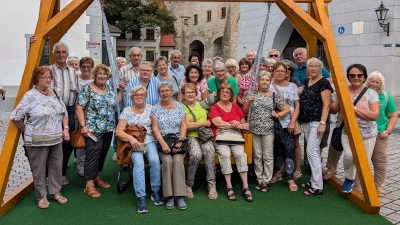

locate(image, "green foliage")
[[103, 0, 177, 37]]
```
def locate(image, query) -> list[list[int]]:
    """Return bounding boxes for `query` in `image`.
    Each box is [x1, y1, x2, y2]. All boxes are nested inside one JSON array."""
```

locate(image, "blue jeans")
[[131, 141, 161, 197]]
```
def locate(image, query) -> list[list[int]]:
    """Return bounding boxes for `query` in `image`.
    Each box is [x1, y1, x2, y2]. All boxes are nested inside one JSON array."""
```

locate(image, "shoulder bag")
[[272, 92, 287, 150], [71, 87, 91, 148], [214, 104, 245, 145], [157, 133, 188, 154], [331, 87, 368, 151], [117, 125, 147, 164], [184, 103, 214, 143]]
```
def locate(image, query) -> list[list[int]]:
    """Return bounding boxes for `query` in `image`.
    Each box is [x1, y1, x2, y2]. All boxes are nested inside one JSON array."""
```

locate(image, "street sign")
[[338, 26, 345, 34], [86, 41, 101, 50]]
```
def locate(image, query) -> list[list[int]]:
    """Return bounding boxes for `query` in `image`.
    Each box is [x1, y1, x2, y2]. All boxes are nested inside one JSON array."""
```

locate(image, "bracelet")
[[386, 130, 391, 135], [64, 126, 69, 129]]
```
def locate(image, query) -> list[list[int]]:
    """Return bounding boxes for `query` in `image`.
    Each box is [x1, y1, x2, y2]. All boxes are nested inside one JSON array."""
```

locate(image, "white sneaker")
[[78, 170, 84, 177], [112, 152, 117, 161]]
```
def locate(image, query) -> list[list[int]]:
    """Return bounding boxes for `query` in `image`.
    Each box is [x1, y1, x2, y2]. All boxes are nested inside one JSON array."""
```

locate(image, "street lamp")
[[375, 2, 390, 36]]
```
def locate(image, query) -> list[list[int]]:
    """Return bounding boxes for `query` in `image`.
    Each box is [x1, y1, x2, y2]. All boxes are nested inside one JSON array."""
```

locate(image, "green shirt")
[[207, 76, 239, 95], [377, 92, 397, 134], [183, 101, 208, 137]]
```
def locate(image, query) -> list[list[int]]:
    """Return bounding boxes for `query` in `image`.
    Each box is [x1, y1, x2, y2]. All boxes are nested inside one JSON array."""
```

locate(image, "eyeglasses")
[[308, 65, 321, 68], [185, 91, 196, 95], [275, 70, 286, 73], [269, 54, 279, 58], [215, 70, 226, 73], [348, 74, 364, 79], [220, 90, 231, 94], [141, 69, 152, 72], [159, 90, 172, 94], [81, 65, 92, 69], [133, 94, 145, 98], [287, 68, 292, 71], [39, 76, 52, 80]]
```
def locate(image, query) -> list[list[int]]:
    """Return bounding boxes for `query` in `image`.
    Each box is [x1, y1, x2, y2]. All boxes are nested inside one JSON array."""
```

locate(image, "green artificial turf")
[[0, 150, 391, 225]]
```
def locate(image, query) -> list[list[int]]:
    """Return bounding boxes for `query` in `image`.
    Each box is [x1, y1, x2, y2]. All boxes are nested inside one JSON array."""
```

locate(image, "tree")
[[103, 0, 177, 37]]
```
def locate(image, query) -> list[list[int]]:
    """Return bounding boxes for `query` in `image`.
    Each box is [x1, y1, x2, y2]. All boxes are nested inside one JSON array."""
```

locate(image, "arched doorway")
[[189, 40, 204, 62], [213, 37, 223, 57]]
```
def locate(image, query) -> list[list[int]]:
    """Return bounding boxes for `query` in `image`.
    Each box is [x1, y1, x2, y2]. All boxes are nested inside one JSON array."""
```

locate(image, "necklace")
[[95, 83, 106, 90], [132, 105, 145, 112], [36, 88, 49, 96], [218, 102, 231, 111]]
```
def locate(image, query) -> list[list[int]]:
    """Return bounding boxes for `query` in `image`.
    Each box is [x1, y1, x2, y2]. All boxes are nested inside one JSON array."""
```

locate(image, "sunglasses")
[[269, 54, 279, 58], [348, 74, 364, 79]]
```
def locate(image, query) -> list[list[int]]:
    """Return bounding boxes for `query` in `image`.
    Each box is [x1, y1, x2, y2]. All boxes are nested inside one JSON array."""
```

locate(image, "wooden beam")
[[312, 0, 380, 213], [306, 3, 318, 57], [166, 0, 332, 2], [0, 179, 34, 217]]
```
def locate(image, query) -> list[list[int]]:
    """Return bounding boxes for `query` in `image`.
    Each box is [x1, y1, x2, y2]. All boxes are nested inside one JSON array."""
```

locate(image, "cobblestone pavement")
[[1, 97, 400, 223]]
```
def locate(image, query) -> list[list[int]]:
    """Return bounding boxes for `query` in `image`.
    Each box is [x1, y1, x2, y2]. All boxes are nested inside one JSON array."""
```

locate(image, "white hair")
[[129, 47, 142, 55], [246, 50, 256, 56], [116, 57, 127, 63], [268, 49, 280, 56], [293, 47, 307, 58], [366, 71, 386, 93], [52, 42, 69, 55], [67, 56, 79, 64], [214, 62, 226, 71], [170, 49, 182, 58], [307, 57, 323, 68]]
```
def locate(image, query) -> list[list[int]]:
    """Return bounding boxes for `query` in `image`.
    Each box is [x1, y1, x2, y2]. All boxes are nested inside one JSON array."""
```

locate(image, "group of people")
[[10, 40, 397, 214]]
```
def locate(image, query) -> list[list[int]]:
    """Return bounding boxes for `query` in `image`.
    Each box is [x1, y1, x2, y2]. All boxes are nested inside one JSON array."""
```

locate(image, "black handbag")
[[157, 133, 188, 154], [330, 87, 368, 151], [184, 103, 214, 143], [273, 92, 286, 150]]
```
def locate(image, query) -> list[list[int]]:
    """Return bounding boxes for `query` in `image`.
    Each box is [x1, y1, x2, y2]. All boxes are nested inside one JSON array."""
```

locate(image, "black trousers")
[[62, 105, 76, 176], [84, 132, 113, 180]]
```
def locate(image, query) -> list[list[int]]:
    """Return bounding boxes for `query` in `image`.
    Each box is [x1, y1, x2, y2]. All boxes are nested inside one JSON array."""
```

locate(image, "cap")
[[200, 93, 216, 110]]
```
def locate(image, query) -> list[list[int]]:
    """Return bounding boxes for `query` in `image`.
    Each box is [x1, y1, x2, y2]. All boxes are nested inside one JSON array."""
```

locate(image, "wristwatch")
[[320, 121, 326, 125], [64, 126, 70, 129], [386, 130, 391, 135]]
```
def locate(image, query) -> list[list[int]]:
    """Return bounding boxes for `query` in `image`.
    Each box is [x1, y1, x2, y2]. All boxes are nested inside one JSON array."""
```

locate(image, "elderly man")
[[118, 47, 142, 106], [168, 50, 185, 83], [293, 47, 331, 85], [246, 50, 256, 65], [49, 42, 78, 185], [125, 62, 161, 106], [188, 53, 200, 65], [268, 49, 281, 62], [207, 62, 238, 104], [67, 56, 80, 71]]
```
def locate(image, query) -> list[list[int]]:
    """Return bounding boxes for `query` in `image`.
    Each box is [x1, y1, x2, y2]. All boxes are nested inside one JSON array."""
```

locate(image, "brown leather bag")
[[117, 125, 147, 164], [71, 87, 92, 148]]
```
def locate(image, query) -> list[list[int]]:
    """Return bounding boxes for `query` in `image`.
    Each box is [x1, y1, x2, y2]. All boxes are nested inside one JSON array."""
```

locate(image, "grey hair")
[[258, 71, 271, 81], [157, 81, 174, 93], [260, 57, 267, 64], [129, 86, 148, 98], [116, 57, 127, 63], [52, 42, 69, 55], [155, 56, 168, 67], [67, 56, 79, 64], [307, 57, 323, 68], [212, 56, 223, 63], [213, 61, 226, 71], [281, 59, 296, 75], [268, 49, 280, 56], [170, 49, 182, 58], [293, 47, 307, 58], [139, 61, 153, 70], [129, 47, 142, 55], [265, 58, 277, 64], [246, 50, 256, 56], [366, 71, 386, 93], [202, 59, 213, 65]]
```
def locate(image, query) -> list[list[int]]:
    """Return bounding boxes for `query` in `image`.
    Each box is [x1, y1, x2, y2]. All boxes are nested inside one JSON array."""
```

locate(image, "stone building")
[[166, 2, 240, 67]]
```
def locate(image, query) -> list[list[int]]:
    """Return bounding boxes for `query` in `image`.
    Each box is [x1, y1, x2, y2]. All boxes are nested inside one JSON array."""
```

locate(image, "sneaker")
[[137, 197, 148, 213], [342, 178, 355, 193], [151, 191, 164, 205], [74, 158, 77, 164], [176, 197, 187, 210], [112, 152, 117, 161], [165, 197, 174, 210], [78, 170, 84, 177], [62, 176, 69, 185]]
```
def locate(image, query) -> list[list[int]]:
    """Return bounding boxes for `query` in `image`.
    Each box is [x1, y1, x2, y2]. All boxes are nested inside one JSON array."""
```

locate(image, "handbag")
[[330, 87, 368, 151], [214, 105, 245, 144], [117, 125, 147, 164], [71, 87, 92, 148], [184, 103, 214, 143], [157, 133, 188, 154], [272, 92, 286, 150]]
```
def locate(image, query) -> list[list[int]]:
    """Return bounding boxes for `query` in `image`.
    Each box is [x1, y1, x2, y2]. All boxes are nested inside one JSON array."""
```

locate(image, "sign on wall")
[[86, 41, 101, 50], [338, 26, 345, 35]]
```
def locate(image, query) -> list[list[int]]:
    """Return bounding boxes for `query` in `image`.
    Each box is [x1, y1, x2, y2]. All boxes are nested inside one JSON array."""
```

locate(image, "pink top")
[[179, 78, 208, 101], [239, 75, 255, 102]]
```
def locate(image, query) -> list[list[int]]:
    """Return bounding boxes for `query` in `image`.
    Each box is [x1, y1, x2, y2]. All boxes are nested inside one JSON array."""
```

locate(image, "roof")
[[160, 33, 176, 47], [102, 23, 122, 33]]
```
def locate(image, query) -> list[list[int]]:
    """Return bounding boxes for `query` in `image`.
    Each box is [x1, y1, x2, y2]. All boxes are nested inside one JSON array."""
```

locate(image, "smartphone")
[[138, 143, 148, 151], [87, 133, 98, 142]]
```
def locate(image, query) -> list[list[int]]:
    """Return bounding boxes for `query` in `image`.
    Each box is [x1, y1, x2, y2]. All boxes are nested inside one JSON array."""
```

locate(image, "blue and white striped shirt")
[[125, 76, 161, 106]]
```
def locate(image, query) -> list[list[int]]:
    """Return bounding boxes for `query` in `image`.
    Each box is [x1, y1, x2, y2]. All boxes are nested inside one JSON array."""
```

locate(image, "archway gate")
[[0, 0, 380, 217]]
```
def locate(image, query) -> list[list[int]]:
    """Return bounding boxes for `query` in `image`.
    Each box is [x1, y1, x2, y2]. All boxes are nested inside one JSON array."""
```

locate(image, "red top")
[[209, 103, 245, 138]]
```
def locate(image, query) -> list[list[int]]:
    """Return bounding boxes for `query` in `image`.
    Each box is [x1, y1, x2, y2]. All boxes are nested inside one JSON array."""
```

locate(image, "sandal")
[[294, 171, 303, 180], [227, 187, 236, 201], [304, 188, 323, 196], [186, 186, 194, 198], [254, 183, 263, 191], [323, 169, 337, 180], [84, 186, 101, 198], [261, 183, 269, 193], [270, 172, 282, 183], [377, 186, 386, 197], [301, 181, 312, 188], [208, 187, 218, 200], [38, 198, 50, 209], [51, 193, 68, 204], [94, 177, 110, 189], [241, 187, 253, 202], [288, 181, 298, 192]]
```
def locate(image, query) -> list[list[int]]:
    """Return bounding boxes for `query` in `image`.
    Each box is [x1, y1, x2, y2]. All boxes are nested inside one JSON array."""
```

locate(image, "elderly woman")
[[202, 59, 214, 81], [156, 56, 180, 101], [151, 82, 188, 210], [182, 83, 217, 199], [76, 64, 117, 198], [243, 71, 289, 193], [269, 62, 300, 191], [11, 66, 69, 208], [266, 58, 277, 74], [178, 64, 209, 102], [207, 62, 239, 103], [116, 86, 162, 213], [324, 66, 381, 193], [209, 84, 252, 201], [116, 57, 127, 69], [299, 58, 332, 196], [226, 58, 241, 85], [366, 71, 398, 197], [67, 56, 79, 71], [259, 57, 267, 71]]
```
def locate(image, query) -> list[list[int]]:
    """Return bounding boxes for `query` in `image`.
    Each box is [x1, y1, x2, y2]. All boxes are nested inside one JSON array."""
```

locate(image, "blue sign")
[[338, 26, 345, 34]]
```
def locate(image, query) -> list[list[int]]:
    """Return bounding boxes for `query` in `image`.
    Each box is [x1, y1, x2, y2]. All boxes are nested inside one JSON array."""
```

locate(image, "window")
[[146, 29, 155, 40], [160, 51, 169, 58], [194, 14, 198, 25], [146, 51, 155, 61], [117, 50, 125, 58], [39, 38, 50, 66], [207, 10, 211, 22], [102, 40, 110, 66], [184, 19, 188, 25], [221, 7, 226, 19], [132, 30, 141, 40]]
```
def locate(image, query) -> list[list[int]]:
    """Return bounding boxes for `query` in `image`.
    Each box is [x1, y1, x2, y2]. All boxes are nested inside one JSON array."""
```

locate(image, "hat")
[[200, 93, 216, 110]]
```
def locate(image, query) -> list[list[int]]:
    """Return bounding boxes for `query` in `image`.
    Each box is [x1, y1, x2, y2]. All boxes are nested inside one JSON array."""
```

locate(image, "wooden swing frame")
[[0, 0, 380, 217]]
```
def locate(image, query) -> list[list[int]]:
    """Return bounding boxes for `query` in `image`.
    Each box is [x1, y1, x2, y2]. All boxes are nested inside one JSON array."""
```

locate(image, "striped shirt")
[[49, 63, 78, 106], [168, 62, 185, 84], [119, 63, 139, 107], [125, 76, 161, 106]]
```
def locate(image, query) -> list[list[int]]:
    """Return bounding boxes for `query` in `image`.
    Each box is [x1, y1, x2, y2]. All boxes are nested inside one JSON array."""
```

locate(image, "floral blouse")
[[150, 102, 185, 136], [10, 89, 67, 146], [76, 84, 116, 133], [179, 78, 208, 101], [118, 105, 155, 144]]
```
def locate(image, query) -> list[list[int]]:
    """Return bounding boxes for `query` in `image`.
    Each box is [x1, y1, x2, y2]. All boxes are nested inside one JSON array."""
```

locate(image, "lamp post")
[[375, 2, 390, 36]]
